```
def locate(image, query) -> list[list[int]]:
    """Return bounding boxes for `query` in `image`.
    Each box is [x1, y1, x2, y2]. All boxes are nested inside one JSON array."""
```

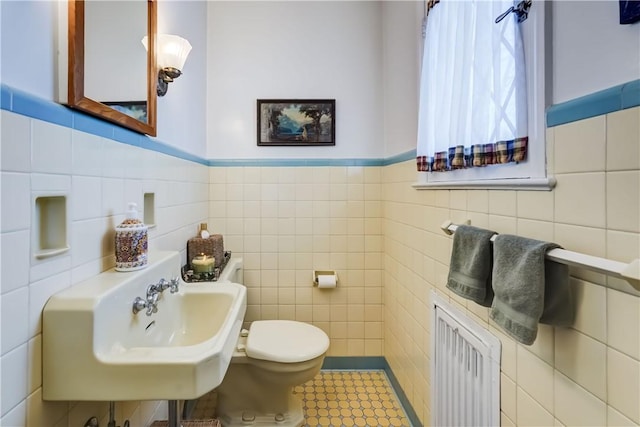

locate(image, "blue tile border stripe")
[[547, 79, 640, 127], [11, 86, 73, 128], [621, 79, 640, 109], [207, 158, 385, 167], [322, 356, 387, 370], [4, 81, 638, 167], [382, 149, 416, 166], [322, 356, 423, 427], [0, 84, 209, 166]]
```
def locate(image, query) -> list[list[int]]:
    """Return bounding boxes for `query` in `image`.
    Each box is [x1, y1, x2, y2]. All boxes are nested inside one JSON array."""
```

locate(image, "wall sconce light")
[[142, 34, 192, 97]]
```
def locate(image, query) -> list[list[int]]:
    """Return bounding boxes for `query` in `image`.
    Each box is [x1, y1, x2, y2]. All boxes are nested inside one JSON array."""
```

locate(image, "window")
[[414, 0, 553, 190]]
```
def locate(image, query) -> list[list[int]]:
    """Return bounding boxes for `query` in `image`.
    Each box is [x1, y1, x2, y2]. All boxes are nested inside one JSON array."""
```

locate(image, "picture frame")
[[620, 0, 640, 24], [103, 101, 148, 123], [257, 99, 335, 146]]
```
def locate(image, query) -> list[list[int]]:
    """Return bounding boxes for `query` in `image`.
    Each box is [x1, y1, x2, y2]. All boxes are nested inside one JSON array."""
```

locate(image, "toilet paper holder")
[[313, 270, 338, 286]]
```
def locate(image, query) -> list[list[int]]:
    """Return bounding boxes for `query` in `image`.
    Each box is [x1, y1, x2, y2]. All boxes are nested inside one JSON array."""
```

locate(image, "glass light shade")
[[157, 34, 192, 71], [141, 34, 192, 71]]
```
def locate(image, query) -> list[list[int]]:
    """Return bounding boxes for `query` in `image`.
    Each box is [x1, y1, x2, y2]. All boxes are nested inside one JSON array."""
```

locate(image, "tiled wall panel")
[[2, 100, 639, 427], [382, 106, 640, 425], [0, 110, 210, 427], [207, 165, 385, 357]]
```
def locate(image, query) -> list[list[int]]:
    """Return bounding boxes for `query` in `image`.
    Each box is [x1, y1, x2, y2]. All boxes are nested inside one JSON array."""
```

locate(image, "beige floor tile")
[[187, 370, 412, 427]]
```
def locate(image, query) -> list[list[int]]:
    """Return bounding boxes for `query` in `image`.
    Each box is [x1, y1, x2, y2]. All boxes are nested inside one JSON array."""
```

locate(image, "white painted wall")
[[551, 0, 640, 103], [205, 1, 385, 160], [1, 1, 638, 158], [0, 0, 57, 101], [381, 1, 423, 157], [155, 1, 208, 157]]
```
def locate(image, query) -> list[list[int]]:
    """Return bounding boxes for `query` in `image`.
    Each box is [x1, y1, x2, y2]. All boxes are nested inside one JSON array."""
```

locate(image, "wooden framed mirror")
[[66, 0, 157, 136]]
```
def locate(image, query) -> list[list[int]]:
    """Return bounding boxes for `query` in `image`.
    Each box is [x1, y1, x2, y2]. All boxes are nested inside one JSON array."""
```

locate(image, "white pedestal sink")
[[42, 251, 247, 402]]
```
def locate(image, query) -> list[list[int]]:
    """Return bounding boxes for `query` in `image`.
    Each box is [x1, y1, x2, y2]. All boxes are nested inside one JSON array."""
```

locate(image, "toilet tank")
[[219, 257, 243, 283]]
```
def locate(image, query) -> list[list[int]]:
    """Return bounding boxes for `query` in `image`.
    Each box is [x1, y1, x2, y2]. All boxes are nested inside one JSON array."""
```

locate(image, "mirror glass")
[[67, 0, 157, 136]]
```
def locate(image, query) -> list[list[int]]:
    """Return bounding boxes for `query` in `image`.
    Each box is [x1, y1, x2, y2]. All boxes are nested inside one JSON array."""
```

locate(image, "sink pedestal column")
[[168, 400, 182, 427]]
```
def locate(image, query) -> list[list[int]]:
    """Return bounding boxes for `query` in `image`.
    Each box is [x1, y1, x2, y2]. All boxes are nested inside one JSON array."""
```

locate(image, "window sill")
[[411, 176, 557, 191]]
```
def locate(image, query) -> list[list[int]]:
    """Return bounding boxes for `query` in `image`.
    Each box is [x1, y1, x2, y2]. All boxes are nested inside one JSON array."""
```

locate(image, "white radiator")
[[431, 292, 501, 427]]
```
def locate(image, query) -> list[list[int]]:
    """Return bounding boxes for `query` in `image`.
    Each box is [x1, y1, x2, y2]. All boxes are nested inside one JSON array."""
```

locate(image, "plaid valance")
[[416, 137, 528, 172]]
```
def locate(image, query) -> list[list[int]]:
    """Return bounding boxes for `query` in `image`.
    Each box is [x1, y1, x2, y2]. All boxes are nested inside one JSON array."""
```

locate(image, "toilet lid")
[[246, 320, 330, 363]]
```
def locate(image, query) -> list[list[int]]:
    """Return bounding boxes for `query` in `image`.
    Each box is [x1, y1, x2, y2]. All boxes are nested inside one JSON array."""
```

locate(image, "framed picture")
[[620, 0, 640, 24], [257, 99, 335, 146], [103, 101, 148, 122]]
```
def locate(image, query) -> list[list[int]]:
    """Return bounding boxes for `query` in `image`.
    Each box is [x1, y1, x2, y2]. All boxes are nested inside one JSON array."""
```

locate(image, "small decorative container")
[[115, 202, 148, 271], [192, 253, 215, 274], [181, 250, 232, 283], [187, 223, 225, 268]]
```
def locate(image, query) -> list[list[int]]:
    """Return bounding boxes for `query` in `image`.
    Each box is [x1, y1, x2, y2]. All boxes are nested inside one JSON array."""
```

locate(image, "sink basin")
[[42, 251, 247, 401]]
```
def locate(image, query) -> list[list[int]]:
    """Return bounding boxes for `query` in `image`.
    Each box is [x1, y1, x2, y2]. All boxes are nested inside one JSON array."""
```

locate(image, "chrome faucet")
[[132, 278, 180, 316], [132, 286, 159, 316], [153, 278, 180, 294]]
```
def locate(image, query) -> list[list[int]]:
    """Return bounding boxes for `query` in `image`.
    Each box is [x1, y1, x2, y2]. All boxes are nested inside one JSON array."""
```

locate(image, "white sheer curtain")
[[416, 0, 528, 172]]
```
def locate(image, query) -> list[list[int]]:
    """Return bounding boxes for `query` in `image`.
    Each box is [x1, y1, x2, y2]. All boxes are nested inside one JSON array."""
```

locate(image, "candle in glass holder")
[[191, 253, 215, 273]]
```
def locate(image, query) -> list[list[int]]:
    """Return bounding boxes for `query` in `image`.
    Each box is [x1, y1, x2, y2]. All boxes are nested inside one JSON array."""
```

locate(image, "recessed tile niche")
[[34, 195, 69, 259], [144, 192, 156, 228]]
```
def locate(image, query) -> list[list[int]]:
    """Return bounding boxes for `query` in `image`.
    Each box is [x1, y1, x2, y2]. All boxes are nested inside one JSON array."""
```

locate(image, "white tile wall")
[[606, 107, 640, 171], [607, 348, 640, 424], [71, 130, 103, 176], [0, 111, 209, 427], [31, 121, 72, 175], [383, 107, 640, 425], [2, 104, 639, 426], [516, 346, 554, 412], [209, 165, 384, 355], [516, 387, 554, 427], [554, 372, 607, 426], [554, 115, 606, 174], [501, 373, 517, 421], [0, 230, 30, 293], [555, 328, 607, 400], [607, 287, 640, 360], [1, 344, 29, 415], [571, 278, 607, 342], [1, 112, 31, 173], [608, 405, 638, 426], [554, 172, 606, 228], [607, 170, 640, 232], [1, 287, 29, 354], [1, 172, 31, 232]]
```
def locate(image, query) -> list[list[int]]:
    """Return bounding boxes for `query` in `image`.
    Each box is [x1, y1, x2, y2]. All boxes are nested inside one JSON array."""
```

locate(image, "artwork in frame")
[[257, 99, 335, 146], [103, 101, 148, 123], [620, 0, 640, 23]]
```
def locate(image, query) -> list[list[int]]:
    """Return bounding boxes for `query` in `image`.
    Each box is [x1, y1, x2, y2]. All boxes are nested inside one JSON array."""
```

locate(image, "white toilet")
[[215, 258, 330, 427]]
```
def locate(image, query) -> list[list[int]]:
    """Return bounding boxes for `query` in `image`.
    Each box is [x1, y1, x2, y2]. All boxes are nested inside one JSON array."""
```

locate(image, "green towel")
[[490, 234, 573, 345], [446, 225, 497, 307]]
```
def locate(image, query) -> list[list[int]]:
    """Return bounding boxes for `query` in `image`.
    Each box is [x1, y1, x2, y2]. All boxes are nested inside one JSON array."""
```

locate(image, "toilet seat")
[[246, 320, 330, 363]]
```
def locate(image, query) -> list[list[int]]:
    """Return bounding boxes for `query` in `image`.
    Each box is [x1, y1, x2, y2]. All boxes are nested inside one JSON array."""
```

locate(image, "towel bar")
[[440, 220, 640, 292]]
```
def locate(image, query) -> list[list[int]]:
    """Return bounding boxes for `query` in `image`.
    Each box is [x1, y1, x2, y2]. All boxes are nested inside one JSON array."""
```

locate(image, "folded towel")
[[490, 234, 573, 345], [447, 225, 497, 307]]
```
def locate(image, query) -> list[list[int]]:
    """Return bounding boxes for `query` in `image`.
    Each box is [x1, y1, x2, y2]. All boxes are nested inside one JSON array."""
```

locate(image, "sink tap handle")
[[156, 278, 170, 292], [169, 277, 180, 293], [132, 297, 147, 315], [146, 283, 160, 297], [146, 291, 159, 305], [146, 303, 158, 316], [144, 292, 158, 316]]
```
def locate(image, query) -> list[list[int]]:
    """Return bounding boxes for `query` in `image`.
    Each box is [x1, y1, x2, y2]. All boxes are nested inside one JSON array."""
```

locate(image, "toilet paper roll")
[[317, 274, 337, 288]]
